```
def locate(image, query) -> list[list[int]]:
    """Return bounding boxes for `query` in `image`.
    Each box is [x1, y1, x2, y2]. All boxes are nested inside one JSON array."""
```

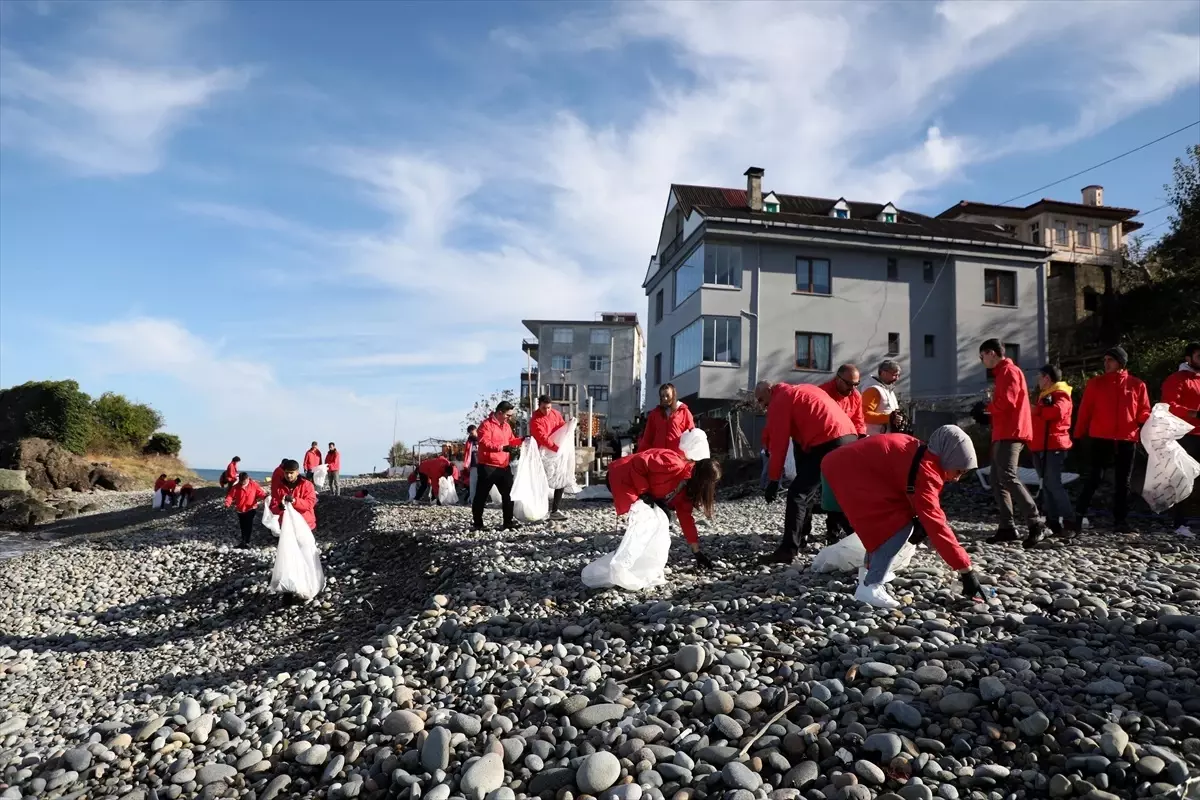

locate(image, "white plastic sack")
[[544, 419, 581, 493], [489, 485, 501, 504], [311, 464, 328, 490], [152, 489, 163, 510], [511, 439, 551, 521], [261, 500, 281, 536], [270, 505, 325, 600], [582, 500, 671, 591], [408, 482, 418, 501], [1140, 402, 1200, 513], [437, 476, 459, 505], [679, 428, 711, 461], [783, 442, 797, 482], [811, 532, 915, 580]]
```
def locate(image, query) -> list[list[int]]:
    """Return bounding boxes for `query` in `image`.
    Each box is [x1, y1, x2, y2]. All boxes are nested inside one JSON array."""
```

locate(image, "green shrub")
[[0, 380, 95, 454], [91, 392, 163, 452], [144, 433, 182, 457]]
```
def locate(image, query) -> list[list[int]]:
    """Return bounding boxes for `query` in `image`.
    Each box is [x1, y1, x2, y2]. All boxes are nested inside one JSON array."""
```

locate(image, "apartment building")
[[642, 167, 1053, 411], [520, 313, 644, 431], [937, 187, 1141, 362]]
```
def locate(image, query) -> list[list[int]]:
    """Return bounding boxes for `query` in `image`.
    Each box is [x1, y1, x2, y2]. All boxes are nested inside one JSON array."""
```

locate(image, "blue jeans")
[[760, 452, 769, 489], [864, 522, 913, 585], [1031, 450, 1075, 525]]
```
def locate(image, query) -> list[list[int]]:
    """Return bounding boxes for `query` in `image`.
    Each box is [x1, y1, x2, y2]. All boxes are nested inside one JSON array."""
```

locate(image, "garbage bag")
[[783, 442, 797, 482], [261, 501, 281, 536], [489, 485, 502, 504], [152, 489, 163, 510], [437, 476, 459, 505], [311, 464, 328, 490], [544, 419, 580, 493], [811, 532, 915, 579], [269, 505, 325, 599], [582, 500, 671, 591], [679, 428, 710, 461], [511, 438, 550, 521], [408, 482, 418, 502], [1139, 402, 1200, 513]]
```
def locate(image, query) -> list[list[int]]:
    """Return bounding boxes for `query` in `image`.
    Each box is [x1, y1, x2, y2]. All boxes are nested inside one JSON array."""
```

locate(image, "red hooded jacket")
[[1030, 385, 1073, 452], [764, 383, 856, 481], [530, 407, 566, 452], [271, 465, 285, 486], [303, 448, 323, 472], [463, 435, 477, 469], [270, 477, 317, 529], [986, 359, 1033, 442], [154, 477, 168, 492], [1074, 370, 1151, 442], [822, 434, 971, 572], [1162, 368, 1200, 436], [225, 479, 267, 513], [325, 449, 341, 470], [607, 449, 699, 545], [418, 456, 453, 484], [476, 414, 523, 468], [638, 403, 695, 453], [819, 379, 866, 436], [222, 461, 239, 485]]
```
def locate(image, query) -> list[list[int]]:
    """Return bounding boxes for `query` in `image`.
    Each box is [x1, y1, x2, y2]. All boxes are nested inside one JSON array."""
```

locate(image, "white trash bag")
[[270, 505, 325, 600], [437, 476, 459, 505], [408, 482, 418, 502], [511, 439, 551, 521], [489, 484, 502, 504], [679, 428, 711, 461], [152, 489, 163, 510], [582, 500, 671, 591], [544, 419, 581, 494], [260, 499, 281, 537], [1140, 402, 1200, 513], [783, 442, 797, 482], [311, 464, 329, 491], [811, 532, 915, 581]]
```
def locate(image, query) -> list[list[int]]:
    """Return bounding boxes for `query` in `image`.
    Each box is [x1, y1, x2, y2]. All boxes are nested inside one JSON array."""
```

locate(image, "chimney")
[[744, 167, 764, 212], [1082, 185, 1103, 207]]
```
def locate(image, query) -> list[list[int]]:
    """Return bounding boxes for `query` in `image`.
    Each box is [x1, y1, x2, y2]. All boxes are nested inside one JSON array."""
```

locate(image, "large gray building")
[[642, 167, 1053, 412]]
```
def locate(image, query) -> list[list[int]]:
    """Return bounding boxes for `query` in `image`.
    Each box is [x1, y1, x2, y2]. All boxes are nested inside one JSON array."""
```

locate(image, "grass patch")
[[88, 453, 204, 490]]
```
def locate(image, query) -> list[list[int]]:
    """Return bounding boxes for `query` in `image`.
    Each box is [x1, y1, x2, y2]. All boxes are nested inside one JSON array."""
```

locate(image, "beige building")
[[937, 186, 1141, 363]]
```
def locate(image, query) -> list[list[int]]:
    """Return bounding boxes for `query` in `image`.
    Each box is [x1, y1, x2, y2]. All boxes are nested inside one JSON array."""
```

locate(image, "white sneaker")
[[1176, 525, 1196, 538], [855, 582, 900, 609]]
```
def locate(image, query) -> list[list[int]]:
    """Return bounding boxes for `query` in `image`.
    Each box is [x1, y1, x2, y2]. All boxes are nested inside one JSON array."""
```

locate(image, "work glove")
[[283, 496, 294, 505], [889, 409, 913, 435], [1040, 395, 1055, 407], [960, 570, 985, 601], [970, 401, 991, 427], [764, 481, 780, 504], [694, 550, 714, 570]]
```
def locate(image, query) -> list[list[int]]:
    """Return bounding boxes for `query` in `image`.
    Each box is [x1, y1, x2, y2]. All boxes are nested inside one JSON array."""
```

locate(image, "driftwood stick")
[[738, 693, 798, 758], [617, 658, 670, 684]]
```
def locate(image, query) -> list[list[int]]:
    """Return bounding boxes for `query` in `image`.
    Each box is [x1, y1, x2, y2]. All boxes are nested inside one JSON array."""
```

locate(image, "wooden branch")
[[738, 693, 798, 759]]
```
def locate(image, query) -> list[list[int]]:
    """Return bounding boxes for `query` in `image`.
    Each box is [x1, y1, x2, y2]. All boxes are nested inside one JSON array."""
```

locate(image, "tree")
[[144, 433, 182, 457], [385, 440, 411, 467], [91, 392, 163, 452], [461, 389, 518, 431]]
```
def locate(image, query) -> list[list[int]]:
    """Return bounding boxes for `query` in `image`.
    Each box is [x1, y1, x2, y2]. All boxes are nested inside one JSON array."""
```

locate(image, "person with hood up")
[[471, 401, 524, 532], [271, 459, 287, 487], [1162, 342, 1200, 537], [606, 448, 722, 570], [1030, 364, 1076, 540], [638, 383, 695, 453], [303, 442, 323, 482], [823, 425, 985, 608], [417, 454, 453, 502], [820, 364, 867, 437], [530, 395, 570, 521], [862, 360, 902, 435], [220, 457, 240, 488], [270, 459, 318, 530], [757, 381, 859, 564], [225, 472, 267, 547], [324, 443, 342, 495], [463, 424, 479, 503], [1074, 346, 1151, 533]]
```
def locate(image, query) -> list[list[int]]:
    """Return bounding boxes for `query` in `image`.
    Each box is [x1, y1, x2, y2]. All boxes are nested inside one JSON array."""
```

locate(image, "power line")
[[1131, 202, 1170, 219], [995, 120, 1200, 205]]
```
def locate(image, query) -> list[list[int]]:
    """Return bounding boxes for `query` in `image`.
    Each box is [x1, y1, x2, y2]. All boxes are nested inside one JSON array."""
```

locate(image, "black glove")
[[889, 409, 913, 435], [960, 570, 984, 600], [694, 550, 714, 570], [764, 481, 779, 503], [283, 495, 294, 505], [1040, 395, 1054, 407], [970, 401, 991, 427]]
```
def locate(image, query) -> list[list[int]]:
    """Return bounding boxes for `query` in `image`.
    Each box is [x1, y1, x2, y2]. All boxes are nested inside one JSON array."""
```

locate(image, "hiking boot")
[[548, 511, 568, 522], [469, 524, 487, 532], [1060, 518, 1081, 539], [503, 521, 523, 531], [1114, 520, 1134, 534], [855, 582, 900, 609], [759, 549, 797, 566], [988, 526, 1019, 544], [1023, 521, 1047, 550], [1046, 518, 1064, 537]]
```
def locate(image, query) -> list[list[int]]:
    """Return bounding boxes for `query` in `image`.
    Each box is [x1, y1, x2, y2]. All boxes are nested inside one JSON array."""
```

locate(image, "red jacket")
[[325, 449, 341, 470], [154, 477, 168, 491], [163, 479, 178, 493], [819, 380, 866, 436], [418, 456, 452, 483], [222, 461, 239, 484], [1075, 370, 1151, 442], [1162, 368, 1200, 436], [270, 478, 318, 529], [638, 403, 695, 453], [986, 359, 1033, 442], [1030, 385, 1073, 452], [530, 408, 566, 452], [271, 465, 285, 486], [225, 479, 267, 513], [764, 383, 856, 481], [303, 448, 323, 471], [463, 436, 477, 469], [822, 434, 971, 572], [607, 449, 699, 545], [476, 415, 522, 468]]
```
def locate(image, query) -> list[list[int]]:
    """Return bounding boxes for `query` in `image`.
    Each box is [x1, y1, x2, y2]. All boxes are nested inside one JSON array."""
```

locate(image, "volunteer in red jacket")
[[1074, 346, 1151, 534], [464, 425, 479, 504], [530, 395, 570, 521], [607, 448, 722, 569], [823, 426, 985, 608], [979, 339, 1046, 547], [271, 459, 287, 487], [161, 477, 179, 508], [225, 472, 267, 547], [220, 457, 240, 488], [324, 442, 342, 496], [1029, 364, 1076, 540], [471, 401, 524, 532], [757, 380, 858, 564], [1161, 341, 1200, 536], [820, 364, 867, 437], [302, 442, 322, 481], [270, 459, 318, 530], [417, 454, 453, 502], [638, 384, 695, 453]]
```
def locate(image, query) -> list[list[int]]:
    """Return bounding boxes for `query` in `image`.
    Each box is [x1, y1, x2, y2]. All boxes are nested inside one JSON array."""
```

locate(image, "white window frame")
[[702, 317, 741, 365], [588, 354, 607, 372], [1054, 220, 1068, 245], [703, 244, 743, 288], [1098, 226, 1111, 250], [551, 355, 572, 371], [1076, 222, 1090, 248], [590, 328, 611, 346], [552, 327, 574, 345]]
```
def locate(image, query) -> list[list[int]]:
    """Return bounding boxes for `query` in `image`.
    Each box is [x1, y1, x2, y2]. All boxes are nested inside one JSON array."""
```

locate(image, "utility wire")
[[995, 120, 1200, 205], [1131, 202, 1170, 219]]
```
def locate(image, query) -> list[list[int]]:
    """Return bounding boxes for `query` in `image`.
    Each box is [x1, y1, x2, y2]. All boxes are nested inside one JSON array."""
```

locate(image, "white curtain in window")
[[813, 334, 831, 370], [796, 335, 810, 367]]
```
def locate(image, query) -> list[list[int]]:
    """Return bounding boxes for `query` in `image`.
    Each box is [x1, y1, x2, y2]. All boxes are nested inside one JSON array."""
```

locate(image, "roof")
[[522, 318, 641, 338], [936, 198, 1139, 222]]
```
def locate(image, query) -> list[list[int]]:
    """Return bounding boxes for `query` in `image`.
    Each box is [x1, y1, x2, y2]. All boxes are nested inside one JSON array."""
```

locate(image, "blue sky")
[[1, 0, 1198, 472]]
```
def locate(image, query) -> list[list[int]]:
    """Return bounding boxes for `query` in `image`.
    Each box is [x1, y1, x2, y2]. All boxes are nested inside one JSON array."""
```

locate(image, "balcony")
[[522, 338, 539, 358], [520, 368, 539, 380], [659, 230, 686, 266]]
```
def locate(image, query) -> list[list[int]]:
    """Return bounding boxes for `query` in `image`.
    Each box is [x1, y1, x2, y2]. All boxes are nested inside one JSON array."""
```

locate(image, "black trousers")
[[416, 473, 431, 501], [552, 488, 565, 513], [1174, 436, 1200, 526], [1075, 438, 1136, 524], [472, 464, 514, 528], [237, 510, 256, 544], [779, 434, 858, 556]]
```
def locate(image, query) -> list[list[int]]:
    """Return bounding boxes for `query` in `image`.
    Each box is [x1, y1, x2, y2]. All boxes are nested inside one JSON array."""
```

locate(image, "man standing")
[[471, 401, 524, 532], [979, 339, 1046, 547], [1161, 342, 1200, 536], [464, 425, 479, 504], [639, 383, 695, 453], [1074, 346, 1151, 534], [757, 381, 858, 564], [303, 442, 323, 482], [530, 395, 569, 521], [270, 459, 318, 530], [820, 364, 867, 437], [861, 360, 902, 435], [325, 442, 341, 496], [225, 472, 267, 547]]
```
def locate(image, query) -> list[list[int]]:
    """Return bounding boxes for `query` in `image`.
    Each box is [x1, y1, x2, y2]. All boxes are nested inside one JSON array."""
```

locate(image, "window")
[[703, 317, 740, 364], [887, 333, 900, 356], [795, 257, 832, 294], [765, 202, 780, 214], [1002, 224, 1017, 236], [590, 328, 611, 346], [551, 355, 572, 370], [1030, 223, 1040, 244], [703, 244, 743, 287], [1098, 226, 1111, 250], [655, 290, 664, 323], [887, 257, 899, 280], [674, 256, 702, 307], [1054, 220, 1068, 244], [672, 319, 703, 376], [587, 385, 610, 401], [1006, 343, 1021, 366], [923, 260, 935, 283], [653, 353, 662, 385], [795, 332, 833, 371], [1083, 288, 1100, 312], [548, 384, 578, 402], [883, 212, 896, 223], [835, 209, 849, 219], [924, 335, 935, 357], [983, 269, 1017, 306], [589, 355, 607, 372], [553, 327, 574, 345], [1076, 222, 1090, 248]]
